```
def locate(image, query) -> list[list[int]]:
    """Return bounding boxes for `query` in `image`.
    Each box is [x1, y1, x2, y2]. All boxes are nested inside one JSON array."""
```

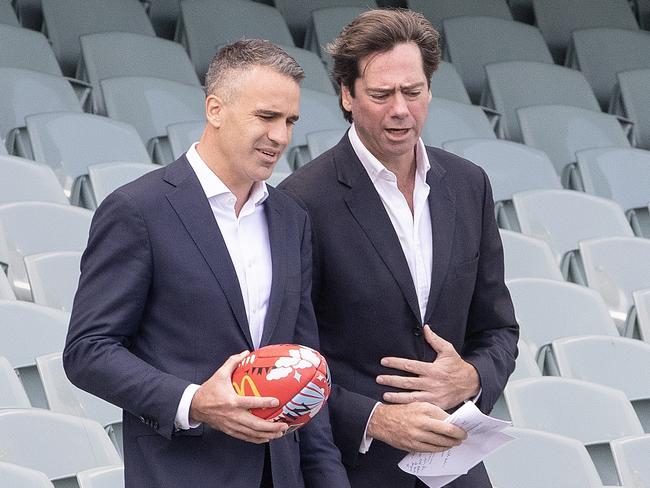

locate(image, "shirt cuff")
[[470, 388, 482, 403], [174, 383, 201, 430], [359, 402, 381, 453]]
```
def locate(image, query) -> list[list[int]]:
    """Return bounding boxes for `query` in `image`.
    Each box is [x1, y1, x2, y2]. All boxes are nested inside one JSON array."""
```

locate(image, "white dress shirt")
[[174, 143, 273, 430]]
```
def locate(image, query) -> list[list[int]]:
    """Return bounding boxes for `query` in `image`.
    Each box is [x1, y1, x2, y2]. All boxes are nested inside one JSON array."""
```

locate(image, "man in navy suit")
[[64, 39, 350, 488], [280, 9, 519, 488]]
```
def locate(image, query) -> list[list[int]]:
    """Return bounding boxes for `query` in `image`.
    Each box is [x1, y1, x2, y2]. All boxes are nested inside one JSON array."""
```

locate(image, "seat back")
[[499, 230, 563, 281], [408, 0, 512, 31], [88, 162, 157, 207], [279, 45, 335, 95], [0, 0, 19, 26], [0, 24, 62, 76], [422, 97, 496, 147], [0, 462, 55, 488], [633, 288, 650, 342], [0, 356, 30, 408], [24, 251, 82, 312], [0, 155, 68, 205], [306, 129, 347, 160], [429, 61, 471, 105], [611, 435, 650, 488], [616, 68, 650, 150], [166, 121, 204, 160], [76, 466, 125, 488]]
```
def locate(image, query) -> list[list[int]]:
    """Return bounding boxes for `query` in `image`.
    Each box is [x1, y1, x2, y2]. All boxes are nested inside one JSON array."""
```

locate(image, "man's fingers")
[[423, 324, 453, 355], [218, 350, 251, 377], [382, 390, 435, 404], [376, 373, 423, 390], [380, 357, 427, 374], [236, 394, 280, 410]]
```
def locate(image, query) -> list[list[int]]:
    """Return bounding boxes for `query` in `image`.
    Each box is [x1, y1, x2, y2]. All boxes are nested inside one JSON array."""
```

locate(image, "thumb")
[[423, 324, 451, 354], [220, 350, 251, 376]]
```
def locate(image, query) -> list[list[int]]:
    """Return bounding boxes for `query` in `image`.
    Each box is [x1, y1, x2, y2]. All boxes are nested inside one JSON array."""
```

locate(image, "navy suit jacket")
[[64, 156, 350, 488], [280, 136, 519, 488]]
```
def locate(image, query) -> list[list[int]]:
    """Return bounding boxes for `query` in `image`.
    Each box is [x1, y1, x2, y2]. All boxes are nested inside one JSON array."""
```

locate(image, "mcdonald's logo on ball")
[[231, 344, 331, 431]]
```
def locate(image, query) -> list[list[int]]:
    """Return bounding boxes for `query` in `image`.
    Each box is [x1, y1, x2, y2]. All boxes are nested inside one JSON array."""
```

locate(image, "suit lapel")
[[336, 140, 422, 324], [423, 149, 456, 324], [163, 157, 253, 349], [260, 190, 286, 346]]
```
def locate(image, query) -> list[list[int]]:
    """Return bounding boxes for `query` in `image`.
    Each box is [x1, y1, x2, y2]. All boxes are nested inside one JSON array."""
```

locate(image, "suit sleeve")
[[290, 213, 351, 488], [461, 169, 519, 413], [63, 190, 189, 439]]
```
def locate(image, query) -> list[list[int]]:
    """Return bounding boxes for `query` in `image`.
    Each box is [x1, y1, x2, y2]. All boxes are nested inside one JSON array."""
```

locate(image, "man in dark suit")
[[280, 9, 519, 488], [63, 39, 350, 488]]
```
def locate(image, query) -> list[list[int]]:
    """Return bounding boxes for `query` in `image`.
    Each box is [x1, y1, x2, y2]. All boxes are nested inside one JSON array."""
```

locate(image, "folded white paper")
[[399, 402, 515, 488]]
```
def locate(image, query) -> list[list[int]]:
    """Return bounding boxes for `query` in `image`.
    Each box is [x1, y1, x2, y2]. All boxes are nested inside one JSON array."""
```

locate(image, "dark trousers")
[[260, 444, 273, 488]]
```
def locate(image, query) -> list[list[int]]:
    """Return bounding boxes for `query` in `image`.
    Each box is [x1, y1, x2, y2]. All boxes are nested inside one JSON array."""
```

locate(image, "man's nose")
[[268, 120, 290, 146], [389, 93, 409, 118]]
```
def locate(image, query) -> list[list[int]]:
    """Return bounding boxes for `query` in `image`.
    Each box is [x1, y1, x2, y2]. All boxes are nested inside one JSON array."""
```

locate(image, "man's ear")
[[205, 94, 224, 129], [341, 84, 353, 113]]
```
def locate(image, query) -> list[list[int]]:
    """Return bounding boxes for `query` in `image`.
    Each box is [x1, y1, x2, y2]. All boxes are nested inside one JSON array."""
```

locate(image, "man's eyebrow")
[[254, 109, 299, 123], [366, 82, 427, 93]]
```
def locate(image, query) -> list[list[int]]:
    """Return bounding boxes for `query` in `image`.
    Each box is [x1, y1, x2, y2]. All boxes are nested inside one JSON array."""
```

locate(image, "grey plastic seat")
[[429, 61, 472, 105], [166, 120, 203, 160], [266, 169, 292, 188], [37, 353, 123, 459], [442, 139, 560, 229], [177, 0, 294, 80], [0, 202, 92, 301], [306, 129, 347, 160], [40, 0, 155, 76], [0, 24, 62, 76], [76, 466, 124, 488], [482, 61, 601, 142], [0, 409, 122, 486], [0, 462, 55, 488], [611, 68, 650, 150], [421, 98, 496, 148], [576, 147, 650, 236], [506, 377, 644, 485], [0, 268, 15, 300], [78, 32, 200, 114], [25, 112, 150, 199], [0, 68, 82, 157], [0, 301, 70, 408], [0, 355, 30, 408], [279, 45, 335, 95], [101, 76, 204, 164], [567, 28, 650, 109], [551, 335, 650, 431], [517, 105, 631, 187], [579, 236, 650, 335], [442, 16, 553, 103], [634, 288, 650, 343], [88, 162, 157, 208], [532, 0, 639, 64], [0, 155, 68, 205], [512, 190, 633, 279], [289, 88, 349, 169], [506, 278, 619, 372], [24, 251, 81, 313], [499, 230, 563, 281], [408, 0, 512, 31], [484, 427, 604, 488], [611, 434, 650, 488], [0, 0, 19, 26]]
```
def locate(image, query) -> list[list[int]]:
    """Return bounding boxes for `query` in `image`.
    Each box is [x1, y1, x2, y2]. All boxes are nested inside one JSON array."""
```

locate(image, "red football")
[[231, 344, 331, 431]]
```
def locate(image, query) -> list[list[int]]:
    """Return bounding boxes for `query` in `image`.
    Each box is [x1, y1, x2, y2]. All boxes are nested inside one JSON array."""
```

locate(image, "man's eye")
[[371, 93, 388, 100], [405, 91, 421, 98]]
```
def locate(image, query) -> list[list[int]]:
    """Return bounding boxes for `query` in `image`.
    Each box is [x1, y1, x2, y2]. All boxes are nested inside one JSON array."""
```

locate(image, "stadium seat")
[[0, 356, 31, 408], [579, 236, 650, 335], [0, 409, 122, 485], [442, 139, 560, 229], [634, 288, 650, 342], [76, 466, 124, 488], [78, 32, 200, 114], [0, 268, 15, 300], [279, 45, 335, 95], [499, 230, 563, 281], [306, 129, 347, 160], [551, 335, 650, 431], [88, 162, 157, 208], [37, 352, 123, 458], [0, 155, 68, 205], [24, 251, 81, 312], [512, 189, 633, 279], [101, 76, 204, 164], [146, 0, 180, 39], [0, 301, 70, 408], [611, 68, 650, 150], [442, 16, 553, 103], [0, 0, 19, 26], [532, 0, 638, 63], [0, 68, 82, 158], [567, 28, 650, 109], [421, 98, 496, 148], [505, 377, 644, 485], [611, 434, 650, 487], [576, 147, 650, 236], [40, 0, 155, 76], [266, 168, 292, 188], [0, 462, 55, 488], [517, 105, 631, 187], [0, 24, 62, 76], [408, 0, 512, 31], [429, 61, 472, 105], [506, 278, 619, 373], [0, 202, 92, 301], [484, 428, 604, 488], [25, 112, 150, 201], [166, 120, 203, 160], [483, 61, 601, 142], [177, 0, 294, 80], [12, 0, 43, 30]]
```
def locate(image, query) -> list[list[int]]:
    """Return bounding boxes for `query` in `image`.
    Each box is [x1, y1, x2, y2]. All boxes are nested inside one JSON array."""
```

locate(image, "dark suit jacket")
[[63, 156, 350, 488], [280, 136, 519, 488]]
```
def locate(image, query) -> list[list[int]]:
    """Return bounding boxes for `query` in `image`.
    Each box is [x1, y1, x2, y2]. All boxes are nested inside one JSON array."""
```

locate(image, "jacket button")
[[413, 327, 422, 337]]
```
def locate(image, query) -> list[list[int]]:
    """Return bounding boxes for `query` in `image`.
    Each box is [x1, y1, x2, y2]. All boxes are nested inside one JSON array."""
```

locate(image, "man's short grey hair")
[[204, 39, 305, 101]]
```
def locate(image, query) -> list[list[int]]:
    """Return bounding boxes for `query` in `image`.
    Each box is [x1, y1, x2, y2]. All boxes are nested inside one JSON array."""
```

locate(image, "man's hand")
[[189, 351, 288, 443], [377, 325, 480, 410], [367, 402, 466, 453]]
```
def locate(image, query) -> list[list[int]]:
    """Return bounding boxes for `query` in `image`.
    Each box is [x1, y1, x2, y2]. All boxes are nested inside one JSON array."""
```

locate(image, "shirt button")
[[413, 327, 422, 337]]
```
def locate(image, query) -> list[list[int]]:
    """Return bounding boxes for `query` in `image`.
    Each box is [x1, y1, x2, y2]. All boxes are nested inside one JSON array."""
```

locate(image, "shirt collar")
[[347, 124, 431, 184], [185, 142, 269, 206]]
